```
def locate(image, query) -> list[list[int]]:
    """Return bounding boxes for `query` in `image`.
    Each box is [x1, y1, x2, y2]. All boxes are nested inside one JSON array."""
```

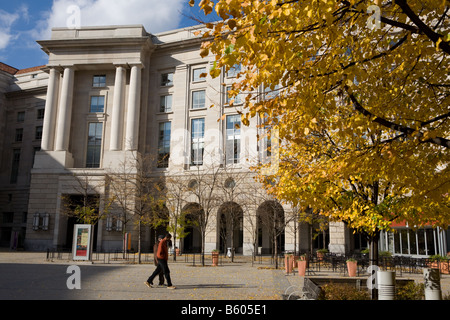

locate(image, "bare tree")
[[163, 174, 191, 261], [61, 170, 111, 225], [219, 166, 251, 262], [184, 155, 222, 266], [107, 152, 167, 263]]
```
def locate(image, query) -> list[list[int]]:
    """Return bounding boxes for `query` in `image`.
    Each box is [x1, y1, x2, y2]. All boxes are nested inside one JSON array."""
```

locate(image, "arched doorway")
[[218, 201, 243, 255], [181, 203, 202, 253], [256, 200, 285, 255]]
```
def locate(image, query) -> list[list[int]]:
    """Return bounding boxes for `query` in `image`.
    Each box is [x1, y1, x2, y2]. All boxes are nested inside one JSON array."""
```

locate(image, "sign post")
[[72, 224, 93, 261]]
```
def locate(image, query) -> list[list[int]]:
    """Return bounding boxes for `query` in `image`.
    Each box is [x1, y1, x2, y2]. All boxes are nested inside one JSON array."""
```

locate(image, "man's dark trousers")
[[147, 259, 172, 286]]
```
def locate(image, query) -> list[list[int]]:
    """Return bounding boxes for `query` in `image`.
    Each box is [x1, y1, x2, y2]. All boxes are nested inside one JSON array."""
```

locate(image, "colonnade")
[[40, 64, 143, 157]]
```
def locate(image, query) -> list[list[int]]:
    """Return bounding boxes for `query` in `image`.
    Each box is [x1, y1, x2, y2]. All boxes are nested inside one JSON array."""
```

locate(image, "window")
[[191, 118, 205, 165], [17, 112, 25, 123], [227, 64, 241, 78], [224, 177, 236, 188], [261, 114, 272, 161], [90, 96, 105, 113], [15, 128, 23, 142], [160, 95, 173, 113], [158, 122, 171, 168], [264, 84, 280, 100], [226, 115, 241, 164], [93, 75, 106, 87], [193, 67, 206, 82], [226, 86, 241, 105], [37, 109, 45, 120], [10, 149, 20, 184], [192, 90, 206, 109], [161, 72, 174, 86], [35, 126, 43, 140], [86, 123, 103, 168], [188, 179, 198, 189], [2, 212, 14, 224]]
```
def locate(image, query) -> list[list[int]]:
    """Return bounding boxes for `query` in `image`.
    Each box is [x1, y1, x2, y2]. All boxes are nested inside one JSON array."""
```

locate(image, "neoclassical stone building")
[[0, 25, 447, 257]]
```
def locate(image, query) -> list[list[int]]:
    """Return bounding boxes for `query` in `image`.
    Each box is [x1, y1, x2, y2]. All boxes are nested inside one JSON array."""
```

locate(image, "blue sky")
[[0, 0, 216, 70]]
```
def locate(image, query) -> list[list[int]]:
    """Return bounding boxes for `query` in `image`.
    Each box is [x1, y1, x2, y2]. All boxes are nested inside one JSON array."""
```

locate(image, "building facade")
[[0, 25, 448, 257]]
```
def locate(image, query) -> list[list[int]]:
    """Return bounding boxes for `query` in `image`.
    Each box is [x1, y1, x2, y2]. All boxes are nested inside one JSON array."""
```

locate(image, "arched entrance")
[[256, 200, 285, 255], [218, 201, 243, 255], [181, 203, 202, 253]]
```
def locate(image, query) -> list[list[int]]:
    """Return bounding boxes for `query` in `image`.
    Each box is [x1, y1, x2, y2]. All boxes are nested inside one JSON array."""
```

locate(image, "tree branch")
[[395, 0, 450, 54], [344, 85, 450, 149]]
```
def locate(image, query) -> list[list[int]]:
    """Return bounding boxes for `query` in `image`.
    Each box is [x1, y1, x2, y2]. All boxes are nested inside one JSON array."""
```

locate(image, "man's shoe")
[[144, 281, 153, 288], [167, 286, 176, 290]]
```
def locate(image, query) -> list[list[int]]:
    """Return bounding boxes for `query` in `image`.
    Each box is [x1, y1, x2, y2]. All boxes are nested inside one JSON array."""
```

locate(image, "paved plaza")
[[0, 251, 449, 301]]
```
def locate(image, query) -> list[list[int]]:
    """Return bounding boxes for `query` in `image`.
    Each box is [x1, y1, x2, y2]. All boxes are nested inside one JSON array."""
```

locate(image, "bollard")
[[377, 270, 396, 300], [424, 268, 442, 300]]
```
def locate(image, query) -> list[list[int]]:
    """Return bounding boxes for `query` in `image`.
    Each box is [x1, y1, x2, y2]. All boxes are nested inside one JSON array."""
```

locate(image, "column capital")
[[113, 63, 128, 69], [127, 63, 144, 69]]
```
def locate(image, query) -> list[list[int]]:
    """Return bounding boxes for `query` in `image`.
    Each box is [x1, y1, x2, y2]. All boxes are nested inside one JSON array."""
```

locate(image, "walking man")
[[145, 233, 176, 289], [154, 235, 165, 286]]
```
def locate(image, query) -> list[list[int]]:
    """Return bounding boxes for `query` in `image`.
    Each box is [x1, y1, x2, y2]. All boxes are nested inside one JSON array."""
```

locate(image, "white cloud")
[[0, 9, 20, 50], [35, 0, 186, 40]]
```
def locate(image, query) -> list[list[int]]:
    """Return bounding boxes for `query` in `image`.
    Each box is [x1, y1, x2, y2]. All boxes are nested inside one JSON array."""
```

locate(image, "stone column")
[[328, 221, 350, 255], [55, 67, 75, 152], [125, 64, 142, 151], [41, 68, 60, 151], [110, 65, 126, 151]]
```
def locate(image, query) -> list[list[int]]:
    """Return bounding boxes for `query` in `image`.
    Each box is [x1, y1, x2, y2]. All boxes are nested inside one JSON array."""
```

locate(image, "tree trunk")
[[274, 233, 279, 269], [201, 231, 206, 266], [230, 219, 235, 262], [173, 234, 177, 262], [369, 181, 380, 300], [138, 220, 142, 264], [369, 232, 380, 300]]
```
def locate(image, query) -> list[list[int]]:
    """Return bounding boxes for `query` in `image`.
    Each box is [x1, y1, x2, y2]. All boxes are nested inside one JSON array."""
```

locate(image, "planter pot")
[[378, 270, 396, 300], [293, 256, 299, 268], [285, 255, 293, 273], [298, 260, 307, 276], [212, 252, 219, 266], [347, 261, 357, 277], [430, 261, 449, 275]]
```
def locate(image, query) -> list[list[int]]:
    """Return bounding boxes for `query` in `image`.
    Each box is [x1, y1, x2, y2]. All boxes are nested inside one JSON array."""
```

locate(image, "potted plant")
[[361, 248, 369, 258], [298, 254, 307, 276], [317, 248, 328, 261], [212, 250, 219, 266], [429, 255, 449, 274], [285, 253, 294, 274], [346, 258, 357, 277]]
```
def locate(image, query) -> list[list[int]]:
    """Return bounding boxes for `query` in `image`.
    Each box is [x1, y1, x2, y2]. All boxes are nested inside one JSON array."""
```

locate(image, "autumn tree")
[[190, 0, 450, 274]]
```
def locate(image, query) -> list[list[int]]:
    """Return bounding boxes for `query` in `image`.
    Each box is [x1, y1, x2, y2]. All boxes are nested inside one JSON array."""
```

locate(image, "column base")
[[34, 150, 74, 169], [102, 150, 140, 172]]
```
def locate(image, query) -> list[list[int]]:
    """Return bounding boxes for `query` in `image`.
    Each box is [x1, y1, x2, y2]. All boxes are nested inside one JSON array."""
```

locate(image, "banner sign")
[[72, 224, 93, 261]]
